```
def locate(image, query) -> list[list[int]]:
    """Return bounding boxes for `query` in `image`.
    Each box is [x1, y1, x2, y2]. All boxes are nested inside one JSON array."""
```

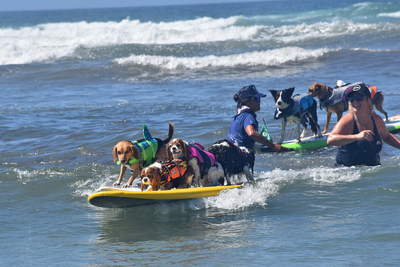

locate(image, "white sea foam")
[[77, 165, 375, 211], [114, 47, 332, 69], [202, 166, 366, 210], [377, 11, 400, 18], [0, 15, 398, 66], [0, 16, 258, 65]]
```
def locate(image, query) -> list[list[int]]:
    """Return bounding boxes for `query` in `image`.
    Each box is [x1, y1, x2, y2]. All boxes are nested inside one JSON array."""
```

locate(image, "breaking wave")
[[1, 2, 399, 66]]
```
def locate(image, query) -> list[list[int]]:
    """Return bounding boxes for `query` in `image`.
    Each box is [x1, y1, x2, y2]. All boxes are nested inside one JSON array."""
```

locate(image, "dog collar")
[[319, 87, 333, 110], [320, 87, 333, 103]]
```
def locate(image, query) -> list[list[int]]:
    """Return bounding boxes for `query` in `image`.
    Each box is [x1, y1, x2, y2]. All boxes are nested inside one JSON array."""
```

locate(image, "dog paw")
[[113, 182, 121, 186]]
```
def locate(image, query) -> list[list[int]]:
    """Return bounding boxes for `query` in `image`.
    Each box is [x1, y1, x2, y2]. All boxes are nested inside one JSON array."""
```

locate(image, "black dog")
[[207, 139, 254, 185], [269, 87, 322, 144]]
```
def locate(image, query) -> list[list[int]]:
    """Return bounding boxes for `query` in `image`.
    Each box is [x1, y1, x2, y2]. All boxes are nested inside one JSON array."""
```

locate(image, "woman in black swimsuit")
[[327, 83, 400, 166]]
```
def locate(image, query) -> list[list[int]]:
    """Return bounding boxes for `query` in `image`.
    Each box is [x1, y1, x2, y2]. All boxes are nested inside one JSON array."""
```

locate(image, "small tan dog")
[[308, 82, 387, 134], [140, 160, 194, 191], [112, 121, 174, 187]]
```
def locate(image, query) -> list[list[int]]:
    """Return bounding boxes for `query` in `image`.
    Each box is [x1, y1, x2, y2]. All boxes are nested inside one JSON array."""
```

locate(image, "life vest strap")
[[161, 159, 188, 182]]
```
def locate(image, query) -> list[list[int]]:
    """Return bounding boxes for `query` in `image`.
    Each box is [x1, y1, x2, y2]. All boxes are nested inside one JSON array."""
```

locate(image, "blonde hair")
[[349, 96, 373, 116]]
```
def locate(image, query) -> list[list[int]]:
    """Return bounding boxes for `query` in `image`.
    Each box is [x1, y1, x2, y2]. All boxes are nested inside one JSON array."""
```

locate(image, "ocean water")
[[1, 0, 400, 265]]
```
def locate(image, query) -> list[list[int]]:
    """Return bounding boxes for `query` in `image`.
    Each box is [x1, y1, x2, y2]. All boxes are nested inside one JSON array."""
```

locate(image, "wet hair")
[[233, 93, 240, 103], [233, 93, 242, 108], [233, 93, 251, 108]]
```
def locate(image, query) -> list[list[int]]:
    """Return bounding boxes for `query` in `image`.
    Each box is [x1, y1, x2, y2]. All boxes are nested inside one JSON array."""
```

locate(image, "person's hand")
[[357, 130, 374, 142], [273, 144, 291, 152]]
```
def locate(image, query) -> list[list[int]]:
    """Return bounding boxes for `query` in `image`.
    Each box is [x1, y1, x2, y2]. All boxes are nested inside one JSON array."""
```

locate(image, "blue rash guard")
[[227, 108, 258, 150], [336, 116, 382, 166]]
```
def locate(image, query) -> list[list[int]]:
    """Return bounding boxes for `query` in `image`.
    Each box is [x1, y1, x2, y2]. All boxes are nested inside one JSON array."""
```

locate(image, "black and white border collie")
[[207, 139, 254, 185], [269, 87, 322, 144]]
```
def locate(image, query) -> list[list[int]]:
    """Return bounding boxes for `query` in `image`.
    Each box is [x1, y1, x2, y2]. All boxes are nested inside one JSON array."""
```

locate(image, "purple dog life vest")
[[188, 143, 215, 167]]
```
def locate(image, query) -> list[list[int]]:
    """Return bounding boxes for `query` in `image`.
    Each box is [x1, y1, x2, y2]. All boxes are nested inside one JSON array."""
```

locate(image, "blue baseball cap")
[[238, 85, 266, 100]]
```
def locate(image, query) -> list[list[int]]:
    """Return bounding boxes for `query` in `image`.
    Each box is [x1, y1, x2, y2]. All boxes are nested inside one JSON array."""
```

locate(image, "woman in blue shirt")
[[227, 85, 286, 158]]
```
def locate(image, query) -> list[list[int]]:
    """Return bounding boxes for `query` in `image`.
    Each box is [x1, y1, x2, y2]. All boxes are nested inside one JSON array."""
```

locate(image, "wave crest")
[[114, 47, 332, 69], [1, 7, 399, 66]]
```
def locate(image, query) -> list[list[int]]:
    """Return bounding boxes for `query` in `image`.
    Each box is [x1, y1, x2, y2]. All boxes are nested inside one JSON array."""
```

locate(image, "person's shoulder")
[[237, 110, 255, 120], [373, 113, 387, 129], [330, 112, 353, 134], [372, 113, 385, 122], [340, 113, 353, 123]]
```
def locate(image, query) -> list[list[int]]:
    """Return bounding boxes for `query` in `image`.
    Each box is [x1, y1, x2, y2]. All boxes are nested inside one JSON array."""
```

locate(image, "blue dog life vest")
[[274, 94, 314, 120]]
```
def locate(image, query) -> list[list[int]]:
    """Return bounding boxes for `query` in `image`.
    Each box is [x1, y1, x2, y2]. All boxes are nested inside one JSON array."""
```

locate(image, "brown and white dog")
[[140, 160, 194, 191], [308, 82, 388, 134], [112, 121, 174, 187], [167, 138, 224, 187]]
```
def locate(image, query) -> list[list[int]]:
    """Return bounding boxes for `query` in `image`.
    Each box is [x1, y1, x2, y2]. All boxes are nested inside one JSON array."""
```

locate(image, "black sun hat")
[[238, 85, 266, 101], [343, 83, 371, 101]]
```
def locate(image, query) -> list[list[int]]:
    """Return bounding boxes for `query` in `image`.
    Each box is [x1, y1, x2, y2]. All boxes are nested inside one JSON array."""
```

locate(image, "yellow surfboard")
[[88, 185, 242, 208]]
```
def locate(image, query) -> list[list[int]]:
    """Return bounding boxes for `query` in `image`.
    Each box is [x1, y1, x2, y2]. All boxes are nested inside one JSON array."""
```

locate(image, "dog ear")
[[269, 90, 277, 99], [315, 84, 322, 91], [151, 169, 162, 191], [113, 145, 118, 162], [166, 142, 172, 159], [288, 87, 295, 94], [130, 145, 139, 160], [183, 141, 190, 160]]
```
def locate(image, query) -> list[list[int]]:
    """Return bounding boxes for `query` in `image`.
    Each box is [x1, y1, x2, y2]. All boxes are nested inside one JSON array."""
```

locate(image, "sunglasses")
[[252, 97, 260, 102], [347, 94, 364, 102]]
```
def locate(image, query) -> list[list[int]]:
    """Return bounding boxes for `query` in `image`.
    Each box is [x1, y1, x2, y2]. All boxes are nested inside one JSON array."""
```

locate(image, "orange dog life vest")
[[369, 86, 377, 99], [160, 159, 188, 182]]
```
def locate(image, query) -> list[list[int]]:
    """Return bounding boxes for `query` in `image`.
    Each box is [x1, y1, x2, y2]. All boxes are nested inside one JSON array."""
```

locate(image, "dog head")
[[113, 141, 139, 165], [308, 82, 329, 99], [140, 162, 162, 191], [167, 138, 190, 160], [269, 87, 295, 110]]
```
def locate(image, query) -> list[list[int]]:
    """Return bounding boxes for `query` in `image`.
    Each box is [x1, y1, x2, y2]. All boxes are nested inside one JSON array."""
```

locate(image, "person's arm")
[[374, 114, 400, 149], [327, 113, 374, 146], [382, 133, 400, 149], [245, 124, 286, 152]]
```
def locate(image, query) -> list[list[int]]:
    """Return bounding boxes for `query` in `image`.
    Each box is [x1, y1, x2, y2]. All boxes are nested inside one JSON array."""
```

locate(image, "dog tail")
[[309, 100, 321, 135], [161, 121, 175, 145]]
